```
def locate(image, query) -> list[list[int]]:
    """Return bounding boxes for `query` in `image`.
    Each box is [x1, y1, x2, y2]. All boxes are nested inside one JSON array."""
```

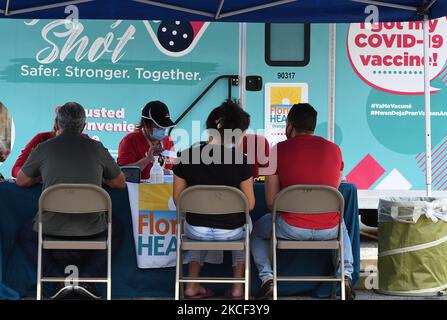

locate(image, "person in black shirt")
[[173, 101, 255, 299]]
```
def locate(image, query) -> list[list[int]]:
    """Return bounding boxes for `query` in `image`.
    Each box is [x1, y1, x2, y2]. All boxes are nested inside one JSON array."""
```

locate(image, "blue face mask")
[[152, 127, 167, 141]]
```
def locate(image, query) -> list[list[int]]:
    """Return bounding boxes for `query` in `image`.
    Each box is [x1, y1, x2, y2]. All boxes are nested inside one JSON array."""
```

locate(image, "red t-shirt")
[[275, 135, 344, 230], [12, 132, 55, 178], [12, 131, 90, 178], [117, 129, 174, 180], [241, 134, 270, 178]]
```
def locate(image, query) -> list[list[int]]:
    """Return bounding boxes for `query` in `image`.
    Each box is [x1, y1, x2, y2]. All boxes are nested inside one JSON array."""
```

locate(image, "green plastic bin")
[[378, 197, 447, 296]]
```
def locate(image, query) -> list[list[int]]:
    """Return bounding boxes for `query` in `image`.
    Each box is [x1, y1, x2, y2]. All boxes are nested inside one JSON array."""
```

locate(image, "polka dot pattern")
[[157, 21, 194, 52]]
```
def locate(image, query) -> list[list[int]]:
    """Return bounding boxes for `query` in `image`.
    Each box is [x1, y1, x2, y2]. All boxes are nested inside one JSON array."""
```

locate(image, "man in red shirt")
[[251, 103, 355, 300], [240, 134, 270, 179], [12, 131, 56, 178], [12, 112, 89, 178], [118, 101, 175, 180]]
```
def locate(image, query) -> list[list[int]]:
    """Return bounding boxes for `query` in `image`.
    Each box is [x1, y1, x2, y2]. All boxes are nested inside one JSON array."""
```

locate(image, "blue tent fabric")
[[0, 0, 446, 22]]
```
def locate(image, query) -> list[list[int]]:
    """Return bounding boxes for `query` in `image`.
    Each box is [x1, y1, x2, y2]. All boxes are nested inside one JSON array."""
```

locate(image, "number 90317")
[[277, 72, 295, 79]]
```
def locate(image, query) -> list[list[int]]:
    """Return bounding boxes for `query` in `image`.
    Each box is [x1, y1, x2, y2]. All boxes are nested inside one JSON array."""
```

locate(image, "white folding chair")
[[175, 185, 251, 300], [36, 184, 112, 300], [272, 185, 345, 300]]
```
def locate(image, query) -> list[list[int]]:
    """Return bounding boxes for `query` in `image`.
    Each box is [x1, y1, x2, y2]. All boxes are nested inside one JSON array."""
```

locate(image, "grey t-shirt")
[[21, 132, 121, 236]]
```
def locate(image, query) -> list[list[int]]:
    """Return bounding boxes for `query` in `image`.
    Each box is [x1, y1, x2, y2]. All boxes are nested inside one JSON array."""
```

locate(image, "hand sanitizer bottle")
[[150, 156, 164, 184]]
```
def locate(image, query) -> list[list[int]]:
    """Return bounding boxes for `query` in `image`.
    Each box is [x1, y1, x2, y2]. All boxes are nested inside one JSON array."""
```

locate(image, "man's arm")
[[118, 136, 159, 171], [99, 143, 127, 189], [240, 177, 255, 211], [338, 150, 345, 187], [104, 172, 126, 189], [12, 133, 45, 178], [265, 174, 280, 211], [16, 146, 43, 187], [173, 174, 188, 205], [16, 169, 41, 187], [258, 144, 277, 177]]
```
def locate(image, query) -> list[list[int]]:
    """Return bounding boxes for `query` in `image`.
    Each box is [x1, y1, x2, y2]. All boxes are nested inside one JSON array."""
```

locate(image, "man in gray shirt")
[[17, 102, 125, 235], [16, 102, 125, 299]]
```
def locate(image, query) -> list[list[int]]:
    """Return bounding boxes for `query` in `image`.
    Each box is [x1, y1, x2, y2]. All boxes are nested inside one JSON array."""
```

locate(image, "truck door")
[[245, 23, 330, 146]]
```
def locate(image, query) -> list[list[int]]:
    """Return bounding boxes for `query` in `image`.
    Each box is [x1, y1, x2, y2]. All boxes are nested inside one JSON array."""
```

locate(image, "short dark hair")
[[287, 103, 317, 133], [57, 102, 86, 133], [206, 100, 250, 135]]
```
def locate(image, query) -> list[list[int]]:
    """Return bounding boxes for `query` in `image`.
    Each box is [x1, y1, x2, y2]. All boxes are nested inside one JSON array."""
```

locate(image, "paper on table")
[[161, 150, 177, 158]]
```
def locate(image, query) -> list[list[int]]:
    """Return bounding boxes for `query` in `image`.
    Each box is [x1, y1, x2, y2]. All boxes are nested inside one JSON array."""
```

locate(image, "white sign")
[[347, 19, 447, 94]]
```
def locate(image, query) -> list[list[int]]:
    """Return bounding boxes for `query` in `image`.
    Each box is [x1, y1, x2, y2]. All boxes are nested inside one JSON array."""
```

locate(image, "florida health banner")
[[127, 182, 224, 268], [127, 183, 179, 268], [264, 83, 308, 146]]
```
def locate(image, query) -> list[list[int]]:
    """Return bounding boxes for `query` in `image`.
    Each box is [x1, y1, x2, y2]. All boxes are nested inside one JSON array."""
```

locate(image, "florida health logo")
[[144, 21, 209, 57]]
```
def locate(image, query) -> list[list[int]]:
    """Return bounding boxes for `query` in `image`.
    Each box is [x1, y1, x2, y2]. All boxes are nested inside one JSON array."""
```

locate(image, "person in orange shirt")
[[117, 101, 175, 180]]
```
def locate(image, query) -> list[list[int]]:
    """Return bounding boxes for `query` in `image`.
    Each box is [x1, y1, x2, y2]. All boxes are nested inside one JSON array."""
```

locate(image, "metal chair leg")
[[37, 224, 42, 300], [340, 227, 345, 300], [175, 234, 182, 300], [179, 251, 185, 300], [331, 248, 339, 299], [107, 225, 112, 300], [246, 260, 251, 300], [245, 230, 250, 300], [107, 279, 111, 301], [272, 239, 278, 300]]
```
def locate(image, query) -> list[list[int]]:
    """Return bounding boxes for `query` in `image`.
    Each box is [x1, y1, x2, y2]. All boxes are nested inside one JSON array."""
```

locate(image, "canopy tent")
[[0, 0, 446, 22], [0, 0, 444, 197]]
